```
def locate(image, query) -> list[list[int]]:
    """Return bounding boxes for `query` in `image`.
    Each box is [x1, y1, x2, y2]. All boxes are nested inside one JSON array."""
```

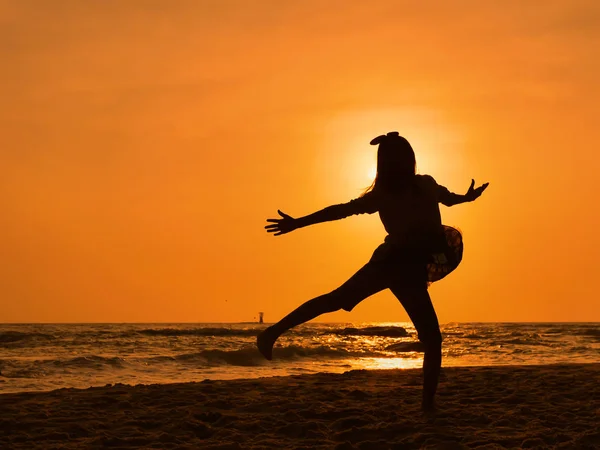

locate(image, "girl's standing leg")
[[257, 263, 388, 360], [389, 284, 442, 411]]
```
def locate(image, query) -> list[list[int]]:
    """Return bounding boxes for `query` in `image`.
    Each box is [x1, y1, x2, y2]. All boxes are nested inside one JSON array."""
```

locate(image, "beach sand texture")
[[1, 364, 598, 449]]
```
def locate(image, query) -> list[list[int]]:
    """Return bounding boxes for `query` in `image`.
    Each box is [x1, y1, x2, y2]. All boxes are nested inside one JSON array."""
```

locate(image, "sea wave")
[[0, 331, 54, 346], [143, 345, 388, 367], [1, 325, 413, 350], [136, 328, 260, 337], [0, 355, 125, 378], [1, 345, 391, 375], [500, 338, 547, 346], [53, 355, 126, 369], [461, 333, 487, 340], [571, 328, 600, 339], [0, 366, 45, 379], [136, 326, 411, 339], [385, 342, 424, 352], [3, 323, 596, 353], [333, 326, 409, 338]]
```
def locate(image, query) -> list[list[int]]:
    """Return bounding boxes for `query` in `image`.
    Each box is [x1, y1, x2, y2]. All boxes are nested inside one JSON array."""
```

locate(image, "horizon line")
[[1, 321, 599, 325]]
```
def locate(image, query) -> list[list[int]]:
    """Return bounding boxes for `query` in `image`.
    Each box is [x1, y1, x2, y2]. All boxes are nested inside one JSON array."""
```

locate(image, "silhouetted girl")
[[257, 132, 488, 411]]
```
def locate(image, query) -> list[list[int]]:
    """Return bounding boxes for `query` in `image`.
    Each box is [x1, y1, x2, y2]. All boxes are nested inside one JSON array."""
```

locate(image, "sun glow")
[[318, 108, 464, 198], [367, 165, 377, 183]]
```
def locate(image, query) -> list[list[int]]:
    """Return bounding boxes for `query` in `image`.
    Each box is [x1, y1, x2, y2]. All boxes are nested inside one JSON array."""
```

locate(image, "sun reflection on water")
[[356, 357, 423, 371]]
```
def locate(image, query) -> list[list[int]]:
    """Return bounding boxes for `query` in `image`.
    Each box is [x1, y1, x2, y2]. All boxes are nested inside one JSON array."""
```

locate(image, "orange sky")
[[1, 1, 599, 323]]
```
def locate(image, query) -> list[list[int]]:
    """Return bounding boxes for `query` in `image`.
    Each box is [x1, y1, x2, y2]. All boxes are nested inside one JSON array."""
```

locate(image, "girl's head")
[[365, 131, 416, 193]]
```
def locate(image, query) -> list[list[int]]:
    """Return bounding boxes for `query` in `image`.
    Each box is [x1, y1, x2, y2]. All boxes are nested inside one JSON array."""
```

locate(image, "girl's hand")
[[265, 210, 298, 236], [465, 179, 489, 201]]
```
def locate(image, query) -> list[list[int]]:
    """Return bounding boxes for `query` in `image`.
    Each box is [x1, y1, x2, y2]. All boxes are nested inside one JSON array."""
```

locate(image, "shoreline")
[[2, 360, 598, 395], [1, 363, 599, 449]]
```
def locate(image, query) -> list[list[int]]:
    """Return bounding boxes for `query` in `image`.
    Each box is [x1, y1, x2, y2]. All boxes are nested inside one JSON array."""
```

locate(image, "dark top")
[[321, 175, 461, 251]]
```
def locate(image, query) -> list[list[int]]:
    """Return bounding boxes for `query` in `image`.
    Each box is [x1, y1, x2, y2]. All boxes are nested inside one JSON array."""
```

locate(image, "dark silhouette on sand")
[[257, 132, 489, 411]]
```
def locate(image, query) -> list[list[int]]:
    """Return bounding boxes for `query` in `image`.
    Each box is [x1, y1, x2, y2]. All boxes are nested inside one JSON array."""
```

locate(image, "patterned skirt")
[[368, 225, 463, 286], [427, 225, 463, 283]]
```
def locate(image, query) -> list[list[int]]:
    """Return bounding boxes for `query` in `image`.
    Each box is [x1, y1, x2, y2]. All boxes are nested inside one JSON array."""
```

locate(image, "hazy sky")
[[2, 1, 599, 323]]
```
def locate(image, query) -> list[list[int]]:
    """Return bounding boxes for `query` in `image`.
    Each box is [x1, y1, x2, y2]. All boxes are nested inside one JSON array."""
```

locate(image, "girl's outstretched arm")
[[265, 195, 378, 236], [439, 179, 489, 206]]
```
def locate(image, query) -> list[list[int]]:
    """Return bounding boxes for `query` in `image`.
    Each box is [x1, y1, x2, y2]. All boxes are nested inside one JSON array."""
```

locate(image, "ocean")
[[0, 322, 598, 394]]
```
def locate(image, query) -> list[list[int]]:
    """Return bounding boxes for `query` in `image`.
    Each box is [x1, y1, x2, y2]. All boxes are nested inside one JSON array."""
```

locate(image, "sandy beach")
[[1, 363, 598, 449]]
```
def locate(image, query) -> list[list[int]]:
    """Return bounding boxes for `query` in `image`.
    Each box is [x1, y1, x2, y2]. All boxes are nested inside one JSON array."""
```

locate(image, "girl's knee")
[[418, 328, 442, 350], [316, 290, 347, 313], [328, 287, 362, 312]]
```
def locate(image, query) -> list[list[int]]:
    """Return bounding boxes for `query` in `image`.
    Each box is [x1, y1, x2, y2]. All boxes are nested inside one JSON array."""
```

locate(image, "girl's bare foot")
[[257, 327, 277, 360]]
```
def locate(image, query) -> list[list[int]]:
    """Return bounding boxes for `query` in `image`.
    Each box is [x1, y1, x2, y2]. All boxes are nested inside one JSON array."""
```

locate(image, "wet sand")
[[1, 363, 598, 449]]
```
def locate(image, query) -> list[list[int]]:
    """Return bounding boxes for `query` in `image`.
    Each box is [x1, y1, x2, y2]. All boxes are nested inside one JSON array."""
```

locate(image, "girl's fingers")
[[476, 183, 489, 194]]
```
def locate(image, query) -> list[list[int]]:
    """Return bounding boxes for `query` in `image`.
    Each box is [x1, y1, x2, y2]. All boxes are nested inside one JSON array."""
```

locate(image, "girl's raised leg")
[[257, 264, 388, 360]]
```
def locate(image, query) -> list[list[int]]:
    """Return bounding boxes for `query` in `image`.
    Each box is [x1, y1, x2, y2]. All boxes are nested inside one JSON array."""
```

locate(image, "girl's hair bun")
[[369, 135, 386, 145], [369, 131, 400, 146]]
